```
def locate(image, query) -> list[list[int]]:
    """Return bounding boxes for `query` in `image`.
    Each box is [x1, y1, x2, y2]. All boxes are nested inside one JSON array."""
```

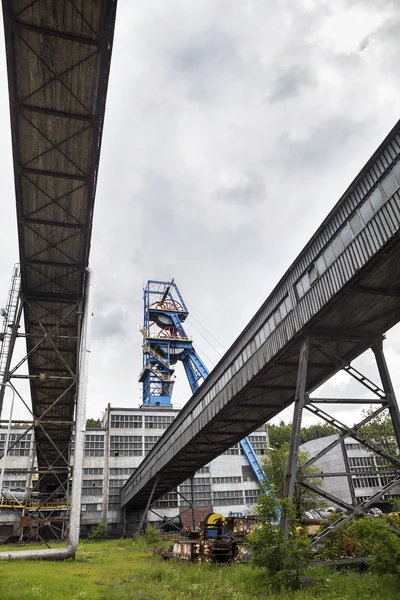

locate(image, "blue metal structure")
[[139, 279, 208, 407], [139, 279, 265, 484]]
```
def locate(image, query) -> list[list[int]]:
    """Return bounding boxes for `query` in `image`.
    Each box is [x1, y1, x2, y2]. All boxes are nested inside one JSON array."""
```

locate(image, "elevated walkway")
[[122, 119, 400, 509]]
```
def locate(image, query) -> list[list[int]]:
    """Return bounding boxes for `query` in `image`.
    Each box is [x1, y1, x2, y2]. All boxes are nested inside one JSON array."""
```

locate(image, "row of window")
[[181, 477, 210, 486], [82, 479, 103, 487], [144, 415, 175, 429], [349, 457, 374, 468], [1, 468, 29, 475], [2, 480, 26, 488], [82, 503, 101, 512], [83, 468, 103, 475], [179, 485, 211, 494], [0, 434, 32, 441], [109, 468, 135, 476], [353, 477, 380, 489], [296, 162, 400, 300], [82, 487, 102, 496], [212, 476, 242, 484], [346, 444, 363, 451]]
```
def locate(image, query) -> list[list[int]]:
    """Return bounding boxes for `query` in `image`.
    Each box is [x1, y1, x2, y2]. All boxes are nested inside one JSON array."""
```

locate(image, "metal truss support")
[[282, 334, 400, 547], [190, 475, 196, 530], [0, 267, 92, 553], [281, 336, 309, 533]]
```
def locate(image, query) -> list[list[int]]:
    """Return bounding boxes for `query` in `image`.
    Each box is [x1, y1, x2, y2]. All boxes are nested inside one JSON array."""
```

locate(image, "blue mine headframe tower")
[[139, 279, 265, 484]]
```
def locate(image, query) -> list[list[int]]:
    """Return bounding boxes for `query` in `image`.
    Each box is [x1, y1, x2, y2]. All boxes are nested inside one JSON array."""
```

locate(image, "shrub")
[[145, 524, 161, 545], [87, 521, 108, 541], [247, 492, 311, 589], [323, 514, 400, 578]]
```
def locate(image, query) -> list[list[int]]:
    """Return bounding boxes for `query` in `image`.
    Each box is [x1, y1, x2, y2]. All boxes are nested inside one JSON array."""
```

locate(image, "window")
[[316, 254, 327, 276], [340, 223, 353, 248], [308, 265, 318, 286], [359, 198, 374, 224], [369, 187, 386, 211], [323, 245, 335, 268], [391, 161, 400, 185], [296, 279, 304, 300], [381, 172, 397, 198], [350, 212, 363, 236], [331, 234, 344, 258]]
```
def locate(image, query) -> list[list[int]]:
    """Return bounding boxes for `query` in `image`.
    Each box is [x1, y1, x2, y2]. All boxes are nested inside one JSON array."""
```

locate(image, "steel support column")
[[281, 335, 309, 532], [282, 333, 400, 549]]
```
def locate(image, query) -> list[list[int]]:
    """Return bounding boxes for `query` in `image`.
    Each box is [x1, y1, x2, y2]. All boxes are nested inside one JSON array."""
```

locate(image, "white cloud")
[[1, 0, 400, 425]]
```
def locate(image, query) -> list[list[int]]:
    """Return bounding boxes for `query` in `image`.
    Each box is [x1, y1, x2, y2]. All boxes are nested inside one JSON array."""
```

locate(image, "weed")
[[87, 521, 108, 541], [0, 538, 399, 600]]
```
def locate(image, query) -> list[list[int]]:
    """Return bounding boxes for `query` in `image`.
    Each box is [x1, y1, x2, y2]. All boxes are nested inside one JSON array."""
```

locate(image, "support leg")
[[138, 476, 159, 533], [281, 336, 309, 531], [190, 475, 196, 530], [372, 340, 400, 450]]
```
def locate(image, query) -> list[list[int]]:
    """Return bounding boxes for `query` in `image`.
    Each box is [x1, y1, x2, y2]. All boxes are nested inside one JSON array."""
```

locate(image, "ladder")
[[0, 264, 21, 382]]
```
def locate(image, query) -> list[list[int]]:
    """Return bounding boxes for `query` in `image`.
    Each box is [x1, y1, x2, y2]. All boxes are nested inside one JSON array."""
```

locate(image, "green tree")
[[358, 407, 399, 457], [300, 422, 337, 443], [262, 443, 325, 518], [267, 420, 337, 447], [86, 417, 101, 429], [268, 421, 292, 447]]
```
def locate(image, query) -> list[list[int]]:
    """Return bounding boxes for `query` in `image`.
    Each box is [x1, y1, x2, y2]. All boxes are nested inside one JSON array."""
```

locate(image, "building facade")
[[301, 434, 400, 510], [0, 405, 267, 539]]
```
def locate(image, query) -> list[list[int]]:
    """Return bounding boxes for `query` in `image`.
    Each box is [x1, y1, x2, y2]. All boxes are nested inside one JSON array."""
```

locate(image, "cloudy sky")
[[1, 0, 400, 428]]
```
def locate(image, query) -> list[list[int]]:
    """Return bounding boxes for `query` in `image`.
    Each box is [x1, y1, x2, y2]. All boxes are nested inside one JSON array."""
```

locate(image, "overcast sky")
[[1, 0, 400, 428]]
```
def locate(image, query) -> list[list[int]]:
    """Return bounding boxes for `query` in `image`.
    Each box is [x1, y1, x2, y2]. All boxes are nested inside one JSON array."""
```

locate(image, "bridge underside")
[[2, 1, 116, 493]]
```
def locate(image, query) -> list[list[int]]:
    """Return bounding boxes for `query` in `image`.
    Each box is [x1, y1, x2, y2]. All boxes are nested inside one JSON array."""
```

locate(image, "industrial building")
[[301, 434, 400, 511], [0, 407, 267, 539]]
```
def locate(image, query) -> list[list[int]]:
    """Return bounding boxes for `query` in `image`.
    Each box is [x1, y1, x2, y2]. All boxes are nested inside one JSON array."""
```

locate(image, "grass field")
[[0, 538, 399, 600]]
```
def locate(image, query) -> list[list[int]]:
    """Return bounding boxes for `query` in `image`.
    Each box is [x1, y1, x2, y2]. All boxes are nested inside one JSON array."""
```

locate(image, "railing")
[[138, 364, 174, 382], [142, 344, 170, 367]]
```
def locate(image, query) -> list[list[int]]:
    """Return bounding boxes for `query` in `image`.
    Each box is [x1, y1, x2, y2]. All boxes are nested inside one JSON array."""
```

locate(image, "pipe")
[[0, 267, 93, 560]]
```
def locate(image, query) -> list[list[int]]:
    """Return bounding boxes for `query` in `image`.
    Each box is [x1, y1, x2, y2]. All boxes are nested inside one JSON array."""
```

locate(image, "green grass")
[[0, 538, 399, 600]]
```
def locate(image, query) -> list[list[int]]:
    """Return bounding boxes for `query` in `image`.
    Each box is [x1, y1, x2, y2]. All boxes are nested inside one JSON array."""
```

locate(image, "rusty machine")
[[160, 512, 259, 564]]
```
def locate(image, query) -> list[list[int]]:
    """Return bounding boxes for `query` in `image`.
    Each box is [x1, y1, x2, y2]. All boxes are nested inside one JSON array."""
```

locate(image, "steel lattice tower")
[[139, 279, 265, 484], [140, 279, 209, 407]]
